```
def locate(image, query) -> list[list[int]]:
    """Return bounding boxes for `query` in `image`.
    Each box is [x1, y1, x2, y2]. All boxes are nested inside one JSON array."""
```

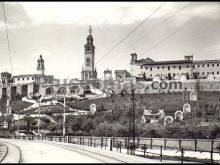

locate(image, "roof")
[[136, 57, 154, 63], [1, 71, 11, 74], [13, 74, 53, 78], [134, 57, 220, 66], [143, 109, 165, 116], [138, 60, 193, 66], [193, 59, 220, 64]]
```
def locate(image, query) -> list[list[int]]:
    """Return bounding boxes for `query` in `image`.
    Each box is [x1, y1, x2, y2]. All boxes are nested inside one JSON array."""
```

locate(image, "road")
[[0, 138, 201, 163], [0, 139, 110, 163]]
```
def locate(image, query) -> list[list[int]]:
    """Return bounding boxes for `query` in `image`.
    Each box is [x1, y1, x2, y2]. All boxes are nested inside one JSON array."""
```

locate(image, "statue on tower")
[[37, 55, 45, 75], [88, 25, 92, 35]]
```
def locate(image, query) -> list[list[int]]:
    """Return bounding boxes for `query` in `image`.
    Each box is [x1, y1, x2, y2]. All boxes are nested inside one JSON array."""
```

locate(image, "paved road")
[[0, 138, 200, 163], [0, 139, 105, 163]]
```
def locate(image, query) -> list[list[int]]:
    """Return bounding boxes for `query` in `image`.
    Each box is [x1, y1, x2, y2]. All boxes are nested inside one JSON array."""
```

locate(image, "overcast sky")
[[0, 2, 220, 79]]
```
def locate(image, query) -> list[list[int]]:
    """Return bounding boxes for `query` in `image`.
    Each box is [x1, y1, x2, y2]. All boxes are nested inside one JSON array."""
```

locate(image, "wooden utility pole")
[[129, 86, 135, 155]]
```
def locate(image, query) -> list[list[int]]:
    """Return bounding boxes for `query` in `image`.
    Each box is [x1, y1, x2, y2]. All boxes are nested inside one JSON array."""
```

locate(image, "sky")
[[0, 2, 220, 79]]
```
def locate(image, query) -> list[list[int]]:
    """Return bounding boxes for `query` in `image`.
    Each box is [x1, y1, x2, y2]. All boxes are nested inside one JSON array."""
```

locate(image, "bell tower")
[[37, 55, 45, 75], [81, 25, 97, 79]]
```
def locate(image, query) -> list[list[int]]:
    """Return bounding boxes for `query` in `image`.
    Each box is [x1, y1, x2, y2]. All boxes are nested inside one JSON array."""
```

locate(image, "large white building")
[[130, 52, 220, 80]]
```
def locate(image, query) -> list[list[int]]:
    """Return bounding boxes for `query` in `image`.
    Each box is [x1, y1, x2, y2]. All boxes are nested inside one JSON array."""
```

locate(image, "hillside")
[[0, 100, 33, 114], [66, 91, 220, 117]]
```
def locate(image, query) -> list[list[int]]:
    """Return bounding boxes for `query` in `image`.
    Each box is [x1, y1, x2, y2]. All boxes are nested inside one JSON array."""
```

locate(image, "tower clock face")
[[86, 57, 91, 66]]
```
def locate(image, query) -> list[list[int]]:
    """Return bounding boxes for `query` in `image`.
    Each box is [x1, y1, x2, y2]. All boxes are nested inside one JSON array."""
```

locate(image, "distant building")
[[104, 69, 112, 80], [114, 70, 131, 81], [81, 26, 97, 80], [130, 52, 220, 80], [141, 109, 165, 123], [0, 55, 53, 100]]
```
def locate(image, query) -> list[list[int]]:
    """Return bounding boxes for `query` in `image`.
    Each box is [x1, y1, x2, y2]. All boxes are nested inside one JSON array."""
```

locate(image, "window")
[[157, 67, 159, 69], [217, 64, 219, 67], [212, 72, 214, 74], [162, 66, 164, 69], [32, 77, 34, 80], [150, 67, 152, 71], [27, 77, 29, 80], [217, 71, 219, 75], [186, 73, 188, 76], [140, 65, 143, 69], [207, 72, 209, 74], [207, 64, 209, 67], [193, 65, 195, 68], [187, 65, 189, 68], [145, 67, 148, 70], [179, 66, 181, 70], [168, 66, 170, 70], [18, 78, 20, 81], [198, 72, 200, 75], [202, 72, 204, 75], [173, 66, 176, 68], [150, 74, 152, 77], [86, 57, 91, 66], [203, 64, 204, 67], [212, 64, 214, 67], [198, 65, 200, 68], [22, 78, 24, 80]]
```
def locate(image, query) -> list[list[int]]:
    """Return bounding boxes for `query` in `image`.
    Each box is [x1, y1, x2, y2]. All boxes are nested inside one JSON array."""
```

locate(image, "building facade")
[[81, 26, 97, 80], [130, 53, 220, 80], [0, 55, 54, 100]]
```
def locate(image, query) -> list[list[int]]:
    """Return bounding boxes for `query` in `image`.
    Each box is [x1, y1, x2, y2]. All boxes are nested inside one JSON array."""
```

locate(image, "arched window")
[[86, 57, 90, 66]]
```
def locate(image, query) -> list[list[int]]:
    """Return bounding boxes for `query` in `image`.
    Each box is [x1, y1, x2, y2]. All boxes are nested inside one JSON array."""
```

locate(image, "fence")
[[2, 135, 220, 164]]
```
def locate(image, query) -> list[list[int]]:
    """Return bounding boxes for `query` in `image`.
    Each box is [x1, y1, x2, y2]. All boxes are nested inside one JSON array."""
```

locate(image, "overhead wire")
[[123, 15, 199, 68], [95, 2, 166, 65], [107, 2, 192, 65], [2, 2, 14, 75]]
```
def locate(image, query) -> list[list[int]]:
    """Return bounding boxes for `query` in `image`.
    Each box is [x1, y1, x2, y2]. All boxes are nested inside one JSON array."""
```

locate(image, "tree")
[[80, 118, 94, 135], [23, 114, 32, 131]]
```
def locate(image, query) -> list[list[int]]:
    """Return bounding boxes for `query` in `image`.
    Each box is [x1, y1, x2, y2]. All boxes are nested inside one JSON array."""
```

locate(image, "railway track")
[[0, 141, 22, 163], [39, 141, 127, 163]]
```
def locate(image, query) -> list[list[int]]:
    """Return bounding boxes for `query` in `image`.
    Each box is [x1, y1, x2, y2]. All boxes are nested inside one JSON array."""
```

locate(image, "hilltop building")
[[130, 52, 220, 80], [0, 55, 53, 99]]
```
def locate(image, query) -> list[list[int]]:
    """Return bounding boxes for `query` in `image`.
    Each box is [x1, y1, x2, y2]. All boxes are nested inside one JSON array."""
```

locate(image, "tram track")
[[0, 141, 22, 163], [39, 141, 127, 163]]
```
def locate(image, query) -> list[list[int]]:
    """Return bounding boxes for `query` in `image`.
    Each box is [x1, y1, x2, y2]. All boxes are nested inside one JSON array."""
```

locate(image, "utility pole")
[[63, 88, 66, 142], [202, 86, 205, 122], [38, 99, 41, 136], [129, 79, 136, 155]]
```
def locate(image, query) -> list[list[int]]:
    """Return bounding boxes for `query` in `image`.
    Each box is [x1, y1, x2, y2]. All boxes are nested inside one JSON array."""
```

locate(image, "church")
[[81, 26, 97, 80]]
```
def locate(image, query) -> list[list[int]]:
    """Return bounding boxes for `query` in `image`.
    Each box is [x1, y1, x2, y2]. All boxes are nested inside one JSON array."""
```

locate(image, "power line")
[[127, 3, 192, 52], [95, 2, 166, 65], [2, 2, 14, 75], [108, 2, 192, 65], [123, 15, 199, 68]]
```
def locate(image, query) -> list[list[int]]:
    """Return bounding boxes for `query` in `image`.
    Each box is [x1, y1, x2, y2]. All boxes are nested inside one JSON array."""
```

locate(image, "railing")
[[2, 135, 220, 164]]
